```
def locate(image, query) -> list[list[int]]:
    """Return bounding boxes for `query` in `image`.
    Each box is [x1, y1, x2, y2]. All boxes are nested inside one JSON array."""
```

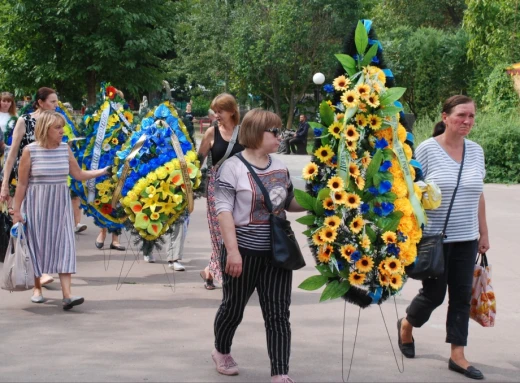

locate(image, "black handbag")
[[406, 142, 465, 280], [236, 154, 306, 270], [0, 203, 13, 263]]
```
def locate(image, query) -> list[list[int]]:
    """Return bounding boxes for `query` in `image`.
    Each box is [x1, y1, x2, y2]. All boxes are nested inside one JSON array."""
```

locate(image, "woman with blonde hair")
[[12, 110, 110, 309], [0, 91, 17, 136], [197, 93, 243, 289]]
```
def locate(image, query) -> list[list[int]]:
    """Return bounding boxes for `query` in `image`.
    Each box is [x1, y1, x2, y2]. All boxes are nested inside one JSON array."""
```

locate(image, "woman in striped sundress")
[[11, 111, 110, 310]]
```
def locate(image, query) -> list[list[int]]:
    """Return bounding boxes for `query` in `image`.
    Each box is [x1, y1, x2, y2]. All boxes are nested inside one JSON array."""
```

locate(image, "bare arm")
[[287, 196, 305, 212], [0, 117, 27, 201], [11, 147, 31, 224], [478, 193, 490, 254], [197, 126, 215, 165], [218, 211, 243, 278], [68, 147, 109, 181]]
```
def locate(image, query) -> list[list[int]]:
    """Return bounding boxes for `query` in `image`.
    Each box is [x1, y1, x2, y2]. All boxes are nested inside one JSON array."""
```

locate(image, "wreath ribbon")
[[87, 103, 111, 203], [170, 132, 194, 214]]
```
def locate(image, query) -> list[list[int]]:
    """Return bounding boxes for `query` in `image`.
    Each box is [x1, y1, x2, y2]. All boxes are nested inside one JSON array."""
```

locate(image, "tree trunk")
[[286, 88, 296, 130], [86, 71, 97, 106], [271, 76, 282, 120]]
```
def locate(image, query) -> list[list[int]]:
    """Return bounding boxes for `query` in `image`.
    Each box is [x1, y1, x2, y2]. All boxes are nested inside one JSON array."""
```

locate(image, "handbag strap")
[[236, 153, 274, 214], [442, 141, 465, 236], [214, 125, 240, 168]]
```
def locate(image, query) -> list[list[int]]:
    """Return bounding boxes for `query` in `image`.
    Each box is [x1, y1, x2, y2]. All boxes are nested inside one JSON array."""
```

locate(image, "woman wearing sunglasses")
[[211, 109, 304, 383]]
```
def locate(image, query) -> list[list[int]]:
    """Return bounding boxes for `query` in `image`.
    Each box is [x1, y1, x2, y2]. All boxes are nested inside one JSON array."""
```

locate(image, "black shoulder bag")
[[406, 142, 465, 280], [236, 154, 306, 271]]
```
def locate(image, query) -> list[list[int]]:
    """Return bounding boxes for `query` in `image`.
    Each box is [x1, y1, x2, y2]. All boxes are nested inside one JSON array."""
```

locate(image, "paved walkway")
[[1, 154, 519, 382]]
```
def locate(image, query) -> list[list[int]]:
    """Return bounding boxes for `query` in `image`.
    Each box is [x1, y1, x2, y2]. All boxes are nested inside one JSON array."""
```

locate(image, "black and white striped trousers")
[[214, 247, 293, 376]]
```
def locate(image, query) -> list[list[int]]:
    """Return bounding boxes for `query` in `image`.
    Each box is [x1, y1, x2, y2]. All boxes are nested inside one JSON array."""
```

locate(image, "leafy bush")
[[481, 64, 520, 113], [191, 95, 211, 117]]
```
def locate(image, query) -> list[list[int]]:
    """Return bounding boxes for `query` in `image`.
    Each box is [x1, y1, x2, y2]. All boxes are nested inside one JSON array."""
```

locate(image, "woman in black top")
[[197, 93, 243, 289]]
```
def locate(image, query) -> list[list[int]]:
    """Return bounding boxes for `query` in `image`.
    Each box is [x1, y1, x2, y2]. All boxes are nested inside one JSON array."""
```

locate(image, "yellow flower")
[[333, 75, 351, 91], [326, 100, 333, 107], [312, 232, 326, 246], [146, 172, 158, 183], [324, 215, 342, 230], [128, 191, 138, 201], [328, 122, 342, 139], [101, 195, 110, 203], [379, 272, 390, 286], [384, 257, 402, 274], [123, 111, 134, 124], [349, 163, 360, 178], [355, 176, 365, 190], [361, 151, 371, 168], [355, 114, 367, 127], [381, 231, 397, 244], [340, 90, 359, 108], [332, 190, 348, 205], [314, 145, 334, 163], [319, 227, 338, 243], [186, 150, 197, 162], [323, 197, 335, 210], [111, 138, 119, 145], [389, 274, 403, 290], [372, 82, 382, 93], [356, 255, 374, 273], [358, 102, 368, 113], [156, 166, 169, 180], [366, 93, 380, 108], [340, 244, 356, 261], [335, 113, 345, 121], [349, 272, 366, 286], [391, 178, 408, 198], [171, 159, 181, 170], [399, 247, 417, 266], [345, 193, 361, 209], [302, 162, 319, 180], [346, 139, 357, 152], [394, 198, 413, 217], [327, 176, 344, 192], [398, 215, 415, 234], [349, 216, 364, 234], [94, 199, 101, 206], [318, 245, 333, 263], [345, 124, 360, 141], [404, 143, 413, 160], [361, 234, 371, 250], [145, 185, 156, 196], [367, 114, 382, 130], [150, 212, 160, 220], [108, 114, 120, 126], [398, 123, 407, 143], [355, 84, 371, 99]]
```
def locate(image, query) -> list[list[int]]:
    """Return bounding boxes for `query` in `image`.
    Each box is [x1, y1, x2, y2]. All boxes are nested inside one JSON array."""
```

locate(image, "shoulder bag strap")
[[442, 141, 465, 236], [215, 125, 240, 168], [236, 153, 273, 214]]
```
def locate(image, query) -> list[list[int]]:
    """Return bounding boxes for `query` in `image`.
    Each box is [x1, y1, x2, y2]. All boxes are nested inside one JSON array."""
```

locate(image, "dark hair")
[[432, 95, 475, 137], [33, 87, 57, 109]]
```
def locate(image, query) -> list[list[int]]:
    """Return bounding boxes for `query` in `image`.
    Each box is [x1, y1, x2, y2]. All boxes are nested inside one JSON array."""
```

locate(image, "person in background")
[[165, 210, 189, 271], [398, 95, 490, 380], [12, 111, 110, 309], [0, 91, 17, 137], [280, 114, 309, 154], [197, 93, 243, 290], [212, 108, 304, 383]]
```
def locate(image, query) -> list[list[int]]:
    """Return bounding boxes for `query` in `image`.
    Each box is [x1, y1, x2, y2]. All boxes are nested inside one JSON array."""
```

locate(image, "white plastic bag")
[[1, 224, 35, 292]]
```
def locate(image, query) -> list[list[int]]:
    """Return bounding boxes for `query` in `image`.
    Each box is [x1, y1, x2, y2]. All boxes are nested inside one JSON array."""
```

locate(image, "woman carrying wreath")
[[197, 93, 243, 289], [398, 95, 490, 380], [212, 109, 304, 383]]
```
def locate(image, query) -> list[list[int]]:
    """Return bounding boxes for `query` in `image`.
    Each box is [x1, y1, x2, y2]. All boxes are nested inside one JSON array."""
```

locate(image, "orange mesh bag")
[[470, 253, 496, 327]]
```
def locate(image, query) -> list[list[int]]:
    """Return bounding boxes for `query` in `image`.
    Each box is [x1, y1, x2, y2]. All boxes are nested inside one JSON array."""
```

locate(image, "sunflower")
[[111, 138, 119, 145], [332, 190, 348, 205], [322, 197, 335, 210], [355, 114, 367, 127], [367, 114, 382, 130], [384, 257, 402, 274], [355, 84, 371, 99], [302, 162, 319, 180], [333, 75, 350, 91], [340, 244, 356, 261], [366, 93, 380, 108], [350, 151, 358, 160], [378, 272, 390, 286], [389, 274, 403, 290], [361, 151, 371, 168], [361, 234, 371, 250], [349, 216, 364, 234], [349, 272, 366, 286], [349, 163, 360, 178], [327, 176, 344, 192], [355, 176, 365, 190], [372, 82, 382, 93], [319, 227, 338, 243], [328, 122, 342, 139], [312, 231, 326, 246], [314, 145, 334, 163], [358, 102, 368, 113], [345, 193, 361, 209], [340, 90, 360, 108], [381, 231, 397, 244], [94, 199, 101, 206], [356, 255, 374, 273], [326, 100, 333, 107], [336, 113, 345, 121], [345, 139, 357, 152], [345, 124, 360, 141], [324, 215, 342, 229], [318, 245, 333, 263]]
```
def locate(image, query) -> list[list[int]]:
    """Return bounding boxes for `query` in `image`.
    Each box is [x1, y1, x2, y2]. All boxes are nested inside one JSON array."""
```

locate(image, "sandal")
[[200, 270, 216, 290]]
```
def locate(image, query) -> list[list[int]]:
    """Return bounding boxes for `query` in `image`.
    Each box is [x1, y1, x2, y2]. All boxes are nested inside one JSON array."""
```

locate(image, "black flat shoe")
[[397, 318, 415, 358], [110, 243, 126, 251], [95, 241, 104, 249], [449, 359, 484, 380]]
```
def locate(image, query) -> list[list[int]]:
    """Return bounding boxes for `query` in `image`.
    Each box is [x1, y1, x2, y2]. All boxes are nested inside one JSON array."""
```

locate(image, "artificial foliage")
[[297, 21, 427, 308]]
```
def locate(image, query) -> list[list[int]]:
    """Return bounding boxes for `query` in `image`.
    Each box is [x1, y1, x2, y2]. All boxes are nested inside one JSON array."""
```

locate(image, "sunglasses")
[[265, 127, 281, 137]]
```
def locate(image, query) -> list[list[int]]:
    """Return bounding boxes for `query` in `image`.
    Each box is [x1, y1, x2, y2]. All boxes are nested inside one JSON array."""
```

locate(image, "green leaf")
[[319, 101, 335, 127], [317, 187, 331, 201], [364, 150, 383, 189], [366, 225, 377, 244], [296, 214, 316, 226], [294, 189, 316, 211], [314, 198, 325, 216], [316, 264, 336, 278], [335, 54, 357, 76], [299, 275, 329, 291], [354, 21, 369, 58], [308, 122, 327, 132], [381, 211, 404, 232], [320, 135, 330, 146], [330, 280, 351, 300], [320, 280, 339, 302], [373, 171, 393, 187], [379, 105, 404, 117], [380, 87, 407, 106], [302, 229, 312, 236], [360, 42, 379, 67], [382, 149, 394, 161]]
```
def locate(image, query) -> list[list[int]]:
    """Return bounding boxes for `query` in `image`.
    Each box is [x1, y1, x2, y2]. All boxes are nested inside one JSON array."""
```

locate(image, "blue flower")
[[379, 160, 392, 172], [378, 180, 392, 194], [387, 243, 400, 256], [154, 104, 172, 119], [351, 251, 361, 262], [374, 206, 383, 216], [141, 117, 154, 129], [397, 231, 408, 242], [324, 210, 335, 217], [360, 202, 369, 214], [371, 55, 380, 64], [312, 185, 322, 194], [380, 202, 394, 216], [323, 84, 334, 93], [337, 260, 345, 271], [330, 155, 337, 165], [313, 128, 323, 137], [375, 138, 388, 149], [368, 186, 379, 196]]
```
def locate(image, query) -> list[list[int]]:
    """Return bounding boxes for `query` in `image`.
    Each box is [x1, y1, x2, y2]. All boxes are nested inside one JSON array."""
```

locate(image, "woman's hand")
[[0, 183, 9, 202], [225, 249, 243, 278], [478, 232, 490, 254], [11, 210, 25, 224]]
